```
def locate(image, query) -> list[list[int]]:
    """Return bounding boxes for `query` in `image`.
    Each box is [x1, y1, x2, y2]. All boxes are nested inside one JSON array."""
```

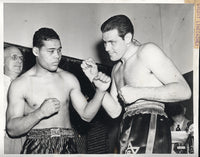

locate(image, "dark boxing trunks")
[[21, 128, 77, 154], [119, 101, 171, 154]]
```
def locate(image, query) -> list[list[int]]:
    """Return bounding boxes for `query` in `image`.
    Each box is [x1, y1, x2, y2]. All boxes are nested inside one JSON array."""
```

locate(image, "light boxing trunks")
[[21, 128, 77, 154], [119, 101, 171, 154]]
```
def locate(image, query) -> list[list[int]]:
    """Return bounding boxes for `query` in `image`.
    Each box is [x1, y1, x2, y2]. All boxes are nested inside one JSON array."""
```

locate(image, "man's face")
[[37, 39, 62, 72], [102, 29, 127, 61], [4, 47, 23, 75]]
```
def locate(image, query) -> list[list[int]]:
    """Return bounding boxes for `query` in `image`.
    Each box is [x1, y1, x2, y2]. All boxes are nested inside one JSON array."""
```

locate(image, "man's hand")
[[118, 86, 139, 104], [39, 98, 60, 117], [93, 72, 111, 92], [81, 58, 98, 82]]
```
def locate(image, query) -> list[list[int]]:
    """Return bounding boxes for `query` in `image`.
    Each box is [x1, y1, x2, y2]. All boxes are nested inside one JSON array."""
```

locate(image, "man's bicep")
[[143, 44, 185, 84], [70, 88, 87, 115], [69, 77, 87, 114], [7, 83, 25, 120], [153, 56, 184, 84]]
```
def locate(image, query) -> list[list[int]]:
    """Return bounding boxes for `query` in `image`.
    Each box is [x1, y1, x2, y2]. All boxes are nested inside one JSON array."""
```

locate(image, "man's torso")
[[113, 44, 163, 103], [22, 68, 73, 129]]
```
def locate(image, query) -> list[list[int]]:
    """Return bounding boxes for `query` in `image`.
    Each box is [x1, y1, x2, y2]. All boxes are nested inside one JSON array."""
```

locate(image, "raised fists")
[[93, 72, 111, 92], [81, 58, 111, 91], [81, 58, 98, 82]]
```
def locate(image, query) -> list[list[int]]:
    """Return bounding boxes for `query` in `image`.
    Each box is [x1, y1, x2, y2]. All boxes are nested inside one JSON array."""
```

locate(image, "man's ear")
[[124, 33, 132, 45], [32, 47, 39, 56]]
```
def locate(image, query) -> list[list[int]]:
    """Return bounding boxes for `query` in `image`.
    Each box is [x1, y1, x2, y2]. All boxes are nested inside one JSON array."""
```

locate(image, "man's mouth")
[[52, 62, 59, 66], [14, 65, 22, 68]]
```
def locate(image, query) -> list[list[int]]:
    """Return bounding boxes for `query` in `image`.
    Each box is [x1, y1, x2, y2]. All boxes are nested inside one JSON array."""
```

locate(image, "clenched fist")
[[39, 98, 60, 117], [81, 58, 98, 82], [93, 72, 111, 92]]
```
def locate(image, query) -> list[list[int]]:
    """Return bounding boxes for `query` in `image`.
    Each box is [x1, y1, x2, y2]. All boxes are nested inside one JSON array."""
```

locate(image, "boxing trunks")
[[21, 128, 77, 154], [119, 101, 171, 154]]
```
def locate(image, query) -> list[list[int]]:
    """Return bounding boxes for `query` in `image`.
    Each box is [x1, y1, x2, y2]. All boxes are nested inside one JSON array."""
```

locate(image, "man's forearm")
[[129, 82, 191, 103], [102, 92, 122, 118], [7, 108, 44, 137], [81, 89, 106, 122]]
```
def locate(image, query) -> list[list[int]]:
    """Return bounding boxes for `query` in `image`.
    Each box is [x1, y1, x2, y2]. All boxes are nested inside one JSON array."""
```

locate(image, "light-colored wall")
[[4, 3, 193, 74], [160, 4, 193, 74]]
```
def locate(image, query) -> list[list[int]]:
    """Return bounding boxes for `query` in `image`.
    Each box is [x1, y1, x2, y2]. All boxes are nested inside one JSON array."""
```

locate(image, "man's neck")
[[33, 64, 57, 77], [121, 43, 139, 64]]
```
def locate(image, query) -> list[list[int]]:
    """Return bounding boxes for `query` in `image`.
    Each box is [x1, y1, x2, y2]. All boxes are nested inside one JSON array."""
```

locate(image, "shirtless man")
[[6, 27, 111, 154], [81, 15, 191, 154], [4, 46, 24, 154]]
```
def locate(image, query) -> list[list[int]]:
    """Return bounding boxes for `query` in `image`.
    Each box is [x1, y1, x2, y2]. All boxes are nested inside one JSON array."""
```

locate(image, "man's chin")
[[13, 69, 22, 75], [49, 67, 58, 72], [110, 57, 119, 62]]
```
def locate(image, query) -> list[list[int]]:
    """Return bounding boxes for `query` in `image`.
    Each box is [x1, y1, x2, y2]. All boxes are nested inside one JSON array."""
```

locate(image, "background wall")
[[4, 3, 193, 74]]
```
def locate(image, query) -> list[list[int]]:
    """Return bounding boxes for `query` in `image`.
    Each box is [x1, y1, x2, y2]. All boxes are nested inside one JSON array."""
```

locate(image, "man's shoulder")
[[138, 42, 164, 59], [57, 69, 80, 89], [11, 67, 34, 86], [11, 74, 27, 87], [58, 68, 78, 82]]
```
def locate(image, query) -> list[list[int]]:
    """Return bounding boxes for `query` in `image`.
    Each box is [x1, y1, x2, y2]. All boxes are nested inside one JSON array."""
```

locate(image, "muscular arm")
[[69, 74, 108, 122], [120, 43, 191, 104], [6, 79, 60, 137], [102, 71, 122, 118], [6, 80, 44, 137], [81, 59, 122, 118]]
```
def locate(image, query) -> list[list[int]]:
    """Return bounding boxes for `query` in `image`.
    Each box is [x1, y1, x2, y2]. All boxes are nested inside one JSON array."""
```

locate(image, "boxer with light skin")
[[81, 15, 191, 154]]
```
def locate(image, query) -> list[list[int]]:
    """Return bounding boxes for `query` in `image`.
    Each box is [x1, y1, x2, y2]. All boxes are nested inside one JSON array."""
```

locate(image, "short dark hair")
[[33, 27, 60, 48], [101, 15, 134, 39]]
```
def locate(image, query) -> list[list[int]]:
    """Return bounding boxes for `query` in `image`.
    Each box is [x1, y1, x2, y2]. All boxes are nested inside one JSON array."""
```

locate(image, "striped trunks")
[[119, 101, 171, 154]]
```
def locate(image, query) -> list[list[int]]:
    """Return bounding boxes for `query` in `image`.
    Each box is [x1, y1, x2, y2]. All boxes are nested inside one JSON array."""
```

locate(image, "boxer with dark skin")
[[6, 28, 111, 154]]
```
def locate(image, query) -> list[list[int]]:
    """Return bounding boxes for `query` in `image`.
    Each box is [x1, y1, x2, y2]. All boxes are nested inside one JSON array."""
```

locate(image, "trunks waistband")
[[124, 101, 167, 118], [27, 128, 75, 138]]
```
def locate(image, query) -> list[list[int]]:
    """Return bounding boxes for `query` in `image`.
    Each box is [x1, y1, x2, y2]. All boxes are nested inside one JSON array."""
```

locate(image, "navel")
[[32, 104, 37, 107]]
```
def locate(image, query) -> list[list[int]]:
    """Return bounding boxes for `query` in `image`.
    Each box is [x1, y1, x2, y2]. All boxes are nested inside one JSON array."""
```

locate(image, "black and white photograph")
[[0, 1, 199, 156]]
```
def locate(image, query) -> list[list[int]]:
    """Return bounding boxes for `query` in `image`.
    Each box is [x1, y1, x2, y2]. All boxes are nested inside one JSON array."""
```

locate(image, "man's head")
[[101, 15, 134, 61], [4, 46, 23, 79], [101, 15, 134, 40], [32, 28, 62, 72]]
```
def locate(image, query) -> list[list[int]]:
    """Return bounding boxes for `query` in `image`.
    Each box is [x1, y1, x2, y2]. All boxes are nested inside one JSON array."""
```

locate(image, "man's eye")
[[57, 49, 61, 54], [12, 55, 18, 60], [111, 41, 116, 45], [48, 50, 54, 54]]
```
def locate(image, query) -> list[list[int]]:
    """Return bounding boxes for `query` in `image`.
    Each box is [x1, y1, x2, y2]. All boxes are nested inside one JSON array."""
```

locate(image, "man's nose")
[[105, 43, 111, 52], [54, 51, 61, 59]]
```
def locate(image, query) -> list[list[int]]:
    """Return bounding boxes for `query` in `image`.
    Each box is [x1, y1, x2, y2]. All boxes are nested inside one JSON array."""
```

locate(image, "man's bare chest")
[[114, 60, 154, 89], [24, 78, 70, 109]]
